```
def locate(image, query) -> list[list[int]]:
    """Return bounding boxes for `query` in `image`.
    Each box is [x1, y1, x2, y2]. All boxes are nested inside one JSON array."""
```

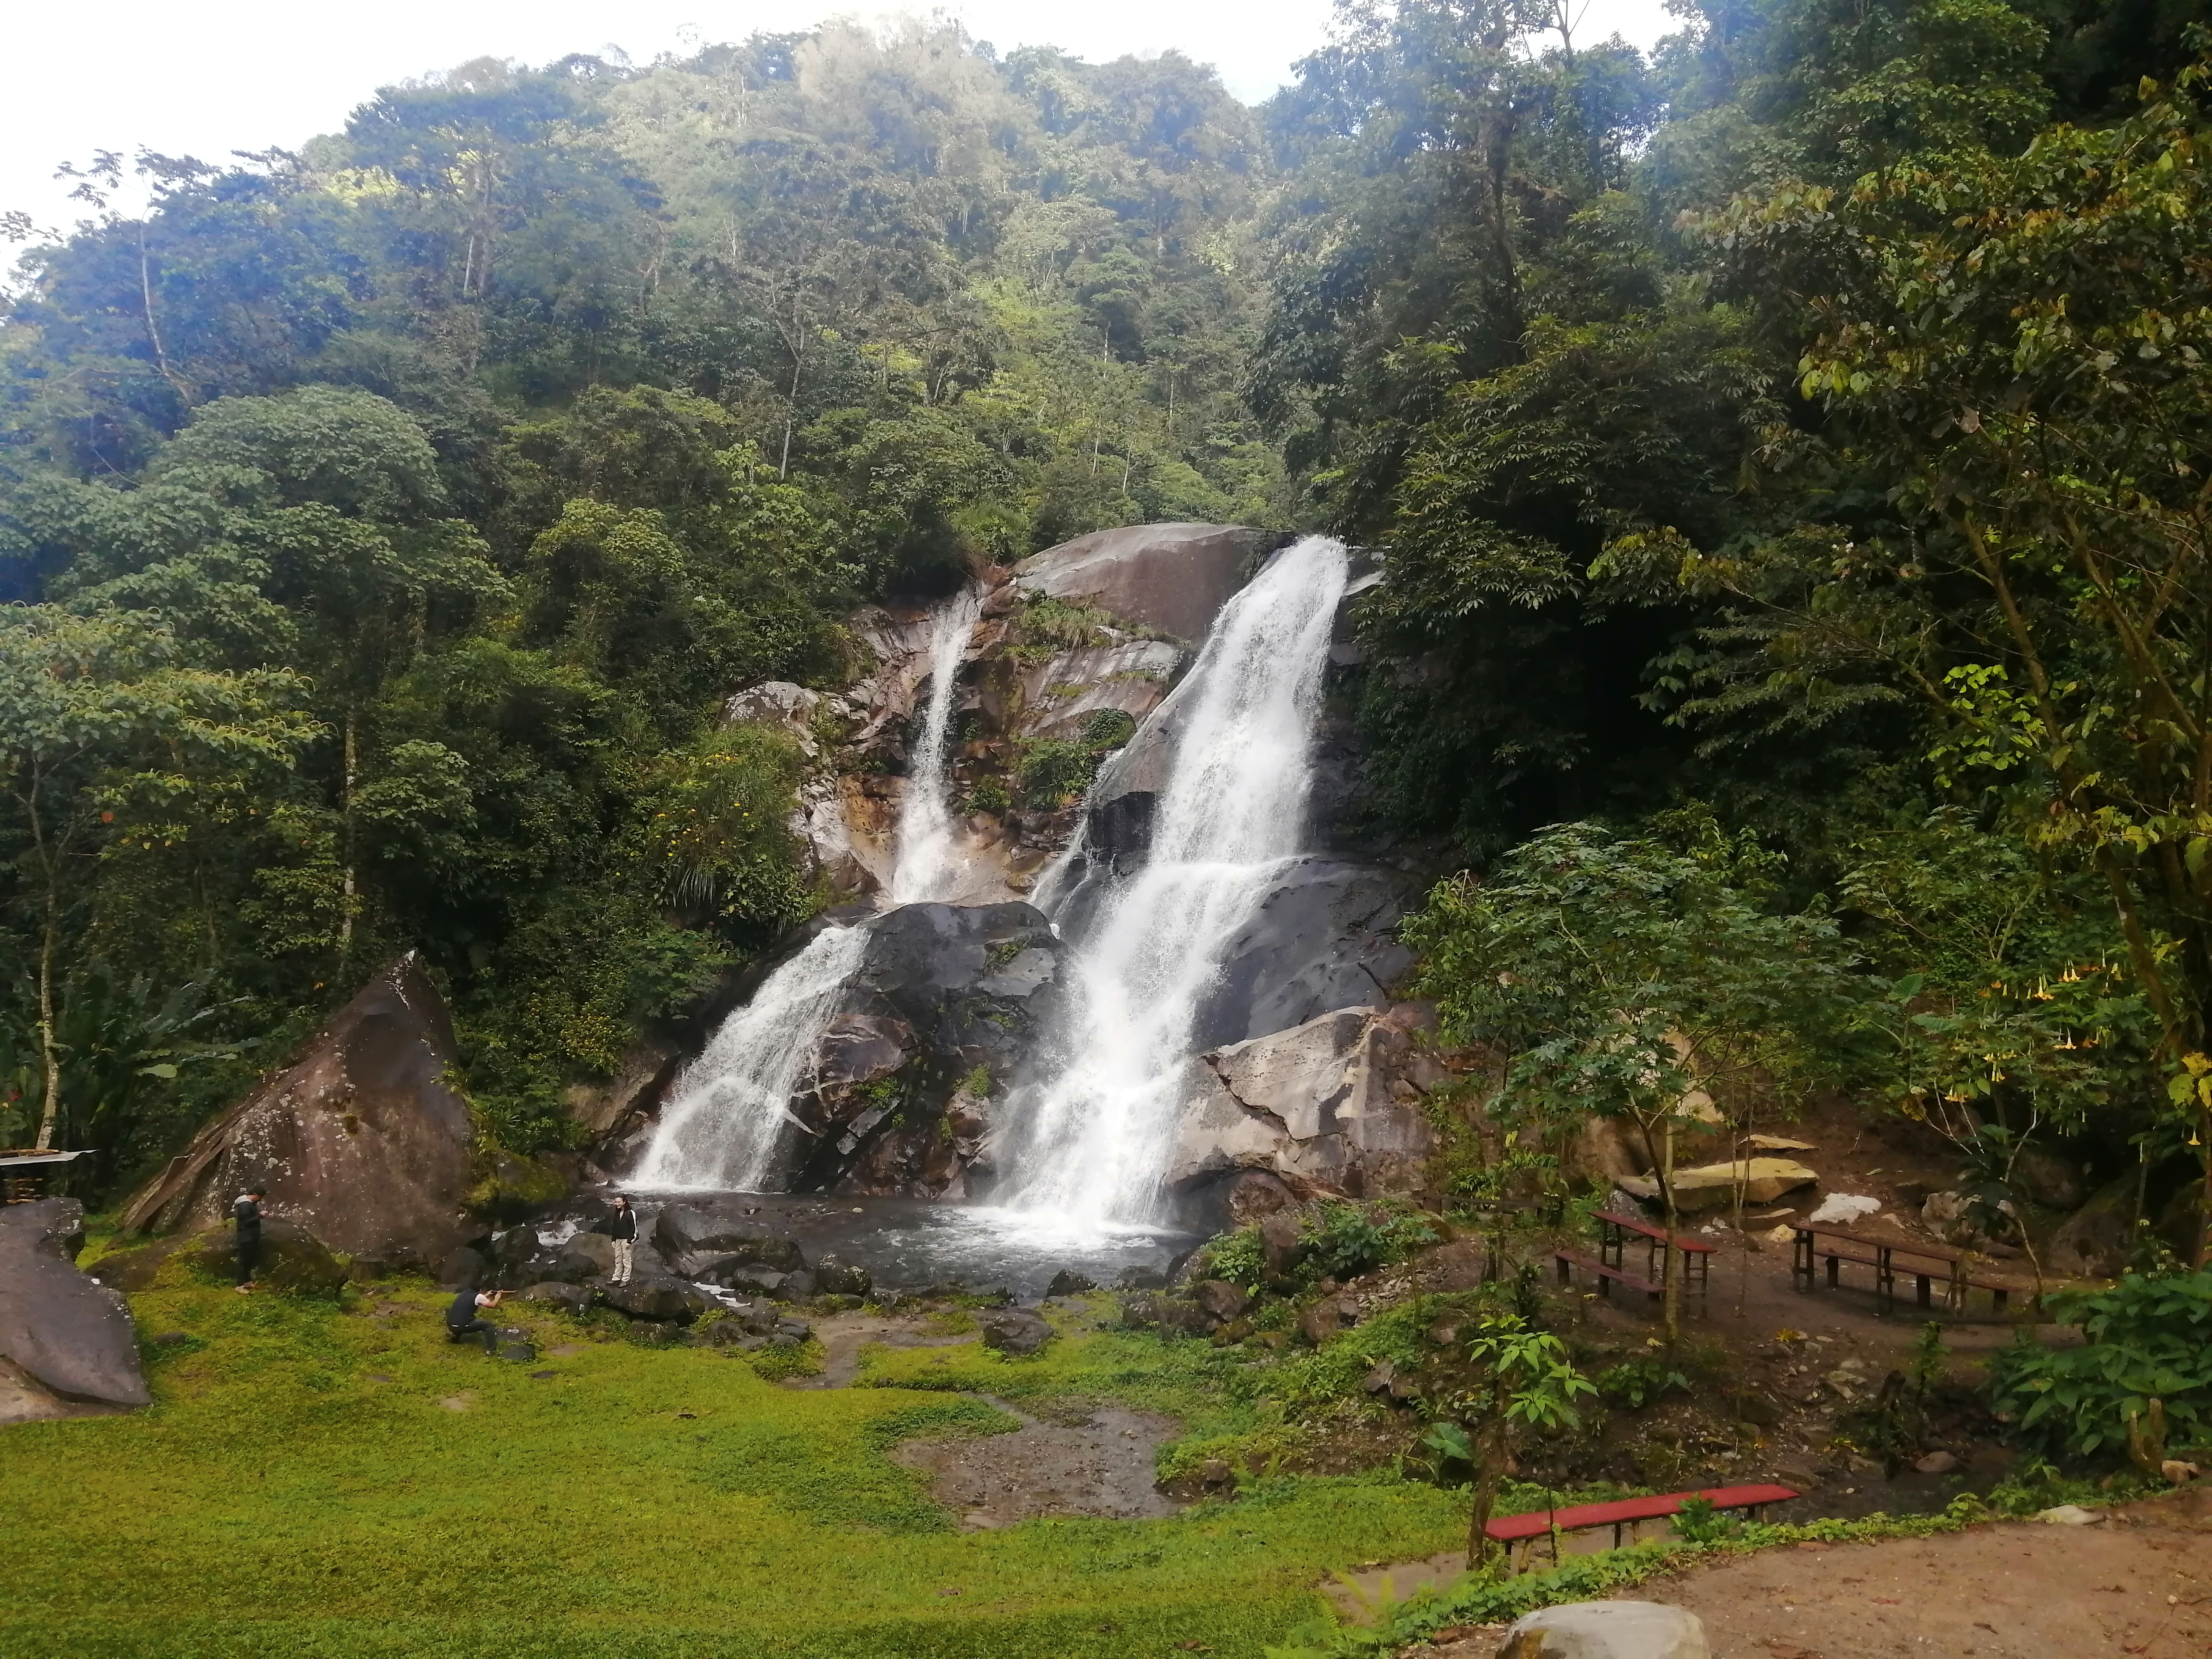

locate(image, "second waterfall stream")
[[632, 589, 982, 1190], [1000, 534, 1348, 1229]]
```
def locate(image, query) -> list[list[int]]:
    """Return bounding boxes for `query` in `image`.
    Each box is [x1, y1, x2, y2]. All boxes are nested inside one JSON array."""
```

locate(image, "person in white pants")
[[606, 1194, 639, 1284]]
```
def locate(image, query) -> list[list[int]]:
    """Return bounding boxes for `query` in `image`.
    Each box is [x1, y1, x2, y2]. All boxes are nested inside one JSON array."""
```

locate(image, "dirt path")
[[1403, 1489, 2212, 1658]]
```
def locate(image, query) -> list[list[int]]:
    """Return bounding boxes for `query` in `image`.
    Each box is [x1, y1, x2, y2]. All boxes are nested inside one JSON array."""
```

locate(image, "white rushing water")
[[632, 925, 872, 1191], [1000, 534, 1349, 1229], [635, 587, 978, 1191], [890, 586, 983, 904]]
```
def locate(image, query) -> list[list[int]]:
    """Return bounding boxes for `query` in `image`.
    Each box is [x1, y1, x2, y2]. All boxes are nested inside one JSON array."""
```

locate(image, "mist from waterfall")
[[890, 586, 983, 904], [999, 535, 1349, 1229], [634, 586, 979, 1191]]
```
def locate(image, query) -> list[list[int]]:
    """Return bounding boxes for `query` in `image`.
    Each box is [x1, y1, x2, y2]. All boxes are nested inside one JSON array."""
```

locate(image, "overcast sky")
[[4, 0, 1681, 236]]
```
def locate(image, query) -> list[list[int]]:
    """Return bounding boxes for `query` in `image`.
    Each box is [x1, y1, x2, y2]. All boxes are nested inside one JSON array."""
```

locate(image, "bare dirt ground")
[[1402, 1487, 2212, 1658], [892, 1401, 1185, 1527], [781, 1306, 1189, 1525]]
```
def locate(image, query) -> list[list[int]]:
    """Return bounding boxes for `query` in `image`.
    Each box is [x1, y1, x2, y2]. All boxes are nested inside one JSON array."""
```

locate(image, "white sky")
[[4, 0, 1681, 236]]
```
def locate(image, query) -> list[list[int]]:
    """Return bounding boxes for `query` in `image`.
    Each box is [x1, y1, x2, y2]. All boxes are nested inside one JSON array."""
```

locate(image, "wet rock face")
[[784, 901, 1064, 1198], [0, 1199, 148, 1414], [118, 954, 478, 1265], [1012, 523, 1289, 645], [1197, 860, 1415, 1048]]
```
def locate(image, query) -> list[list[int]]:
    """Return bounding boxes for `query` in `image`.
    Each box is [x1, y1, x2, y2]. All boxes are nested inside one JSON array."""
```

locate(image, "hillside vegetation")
[[3, 0, 2212, 1270]]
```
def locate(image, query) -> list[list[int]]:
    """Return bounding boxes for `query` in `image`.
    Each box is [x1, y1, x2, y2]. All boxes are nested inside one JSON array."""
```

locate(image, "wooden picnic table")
[[1554, 1210, 1714, 1311], [1596, 1209, 1714, 1297], [1792, 1223, 2031, 1316]]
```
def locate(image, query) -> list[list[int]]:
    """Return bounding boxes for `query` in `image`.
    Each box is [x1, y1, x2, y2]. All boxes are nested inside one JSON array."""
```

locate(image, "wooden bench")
[[1793, 1225, 2033, 1316], [1554, 1247, 1661, 1303], [1487, 1482, 1801, 1561], [1596, 1209, 1714, 1302]]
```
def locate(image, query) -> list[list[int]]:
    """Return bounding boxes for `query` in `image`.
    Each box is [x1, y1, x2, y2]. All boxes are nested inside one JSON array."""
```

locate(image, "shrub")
[[1308, 1201, 1437, 1282], [1987, 1267, 2212, 1461], [1201, 1227, 1267, 1291], [1595, 1356, 1688, 1409]]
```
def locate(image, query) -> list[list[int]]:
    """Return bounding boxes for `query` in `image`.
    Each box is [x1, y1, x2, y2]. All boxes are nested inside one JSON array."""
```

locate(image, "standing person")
[[232, 1187, 266, 1294], [446, 1287, 507, 1353], [604, 1194, 638, 1285]]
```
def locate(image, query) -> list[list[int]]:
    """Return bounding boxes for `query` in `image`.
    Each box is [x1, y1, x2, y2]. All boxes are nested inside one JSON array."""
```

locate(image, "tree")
[[1403, 815, 1866, 1335], [1676, 58, 2212, 1254], [0, 605, 310, 1147], [1440, 1313, 1595, 1569]]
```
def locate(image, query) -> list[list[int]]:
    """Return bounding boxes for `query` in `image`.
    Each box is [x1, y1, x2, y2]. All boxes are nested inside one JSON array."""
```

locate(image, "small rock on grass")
[[1913, 1450, 1958, 1474], [979, 1308, 1053, 1355], [1046, 1269, 1097, 1297], [1500, 1600, 1708, 1659], [2036, 1503, 2102, 1525]]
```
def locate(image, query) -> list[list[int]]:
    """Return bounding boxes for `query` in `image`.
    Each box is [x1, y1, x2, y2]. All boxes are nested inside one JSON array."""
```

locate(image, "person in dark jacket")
[[232, 1188, 266, 1293], [603, 1195, 638, 1284], [446, 1287, 507, 1353]]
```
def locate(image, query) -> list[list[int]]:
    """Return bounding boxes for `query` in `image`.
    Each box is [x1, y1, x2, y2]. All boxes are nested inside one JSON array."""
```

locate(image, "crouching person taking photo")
[[446, 1287, 507, 1354]]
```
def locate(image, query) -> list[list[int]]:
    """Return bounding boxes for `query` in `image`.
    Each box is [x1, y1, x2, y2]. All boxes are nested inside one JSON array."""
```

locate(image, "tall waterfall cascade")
[[1000, 534, 1350, 1228], [634, 586, 980, 1190], [890, 586, 984, 904]]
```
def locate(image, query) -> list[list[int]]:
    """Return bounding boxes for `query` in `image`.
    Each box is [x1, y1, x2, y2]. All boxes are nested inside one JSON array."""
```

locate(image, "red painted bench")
[[1486, 1483, 1800, 1551]]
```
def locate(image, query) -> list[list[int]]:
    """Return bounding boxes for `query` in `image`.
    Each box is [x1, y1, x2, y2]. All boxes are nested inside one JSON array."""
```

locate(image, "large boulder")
[[1011, 523, 1288, 645], [2050, 1174, 2138, 1279], [651, 1203, 807, 1273], [979, 1307, 1055, 1355], [1170, 1005, 1439, 1216], [91, 1219, 349, 1298], [1197, 860, 1415, 1047], [118, 953, 478, 1265], [484, 1224, 617, 1291], [181, 1221, 348, 1296], [1501, 1602, 1709, 1659], [0, 1199, 148, 1413]]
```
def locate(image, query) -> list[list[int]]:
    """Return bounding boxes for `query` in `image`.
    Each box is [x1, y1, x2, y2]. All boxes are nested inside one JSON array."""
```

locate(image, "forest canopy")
[[4, 0, 2212, 1256]]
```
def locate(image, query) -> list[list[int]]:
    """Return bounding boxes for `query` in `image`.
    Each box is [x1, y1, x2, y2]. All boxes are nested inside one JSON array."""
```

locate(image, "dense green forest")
[[4, 0, 2212, 1251]]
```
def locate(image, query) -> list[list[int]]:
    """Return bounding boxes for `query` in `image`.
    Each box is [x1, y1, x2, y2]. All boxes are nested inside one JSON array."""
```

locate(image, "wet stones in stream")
[[893, 1403, 1184, 1528]]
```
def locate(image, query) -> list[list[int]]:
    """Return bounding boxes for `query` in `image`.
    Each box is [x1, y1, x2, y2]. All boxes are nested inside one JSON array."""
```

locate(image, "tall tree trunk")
[[1465, 1408, 1509, 1571], [27, 767, 63, 1150], [34, 910, 60, 1151], [339, 707, 357, 969], [1661, 1115, 1680, 1344]]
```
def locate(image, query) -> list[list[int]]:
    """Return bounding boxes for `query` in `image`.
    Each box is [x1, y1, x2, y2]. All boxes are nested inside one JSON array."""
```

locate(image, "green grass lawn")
[[1, 1272, 1465, 1659]]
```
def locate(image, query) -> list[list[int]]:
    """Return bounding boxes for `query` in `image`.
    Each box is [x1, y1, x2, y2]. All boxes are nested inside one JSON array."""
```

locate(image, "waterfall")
[[632, 925, 872, 1191], [1000, 535, 1349, 1227], [890, 586, 983, 904], [635, 587, 977, 1191]]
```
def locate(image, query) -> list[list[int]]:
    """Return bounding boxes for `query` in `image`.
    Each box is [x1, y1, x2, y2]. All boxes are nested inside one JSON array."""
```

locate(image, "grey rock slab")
[[1194, 859, 1415, 1048], [0, 1199, 149, 1409], [1011, 522, 1287, 645], [979, 1307, 1055, 1355], [1502, 1601, 1710, 1659]]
